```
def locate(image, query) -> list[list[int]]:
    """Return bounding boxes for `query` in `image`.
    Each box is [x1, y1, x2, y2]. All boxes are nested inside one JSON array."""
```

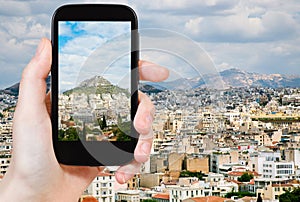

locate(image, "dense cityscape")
[[0, 72, 300, 202], [58, 76, 132, 142]]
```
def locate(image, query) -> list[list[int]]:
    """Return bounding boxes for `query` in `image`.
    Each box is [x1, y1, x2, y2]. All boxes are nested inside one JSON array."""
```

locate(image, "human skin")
[[0, 38, 169, 202]]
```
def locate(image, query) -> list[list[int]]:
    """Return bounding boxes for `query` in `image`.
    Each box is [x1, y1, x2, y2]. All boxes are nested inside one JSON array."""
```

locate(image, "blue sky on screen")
[[58, 21, 131, 92]]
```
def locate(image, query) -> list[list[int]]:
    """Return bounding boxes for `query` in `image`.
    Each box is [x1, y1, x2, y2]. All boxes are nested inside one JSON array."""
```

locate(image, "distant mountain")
[[218, 68, 300, 88], [2, 76, 51, 96], [142, 68, 300, 92], [63, 76, 130, 96], [2, 83, 19, 96], [139, 83, 166, 94]]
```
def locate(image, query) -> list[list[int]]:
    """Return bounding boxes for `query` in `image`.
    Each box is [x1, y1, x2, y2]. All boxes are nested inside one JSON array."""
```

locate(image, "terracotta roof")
[[163, 180, 177, 185], [226, 179, 243, 184], [152, 193, 170, 200], [240, 196, 257, 202], [235, 167, 247, 170], [81, 196, 98, 202], [97, 172, 114, 177], [272, 184, 293, 187], [228, 171, 259, 177], [186, 196, 229, 202]]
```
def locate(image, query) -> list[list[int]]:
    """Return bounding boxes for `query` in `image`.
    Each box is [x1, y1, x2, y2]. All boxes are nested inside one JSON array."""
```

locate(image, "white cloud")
[[185, 17, 203, 35], [185, 10, 299, 42], [61, 35, 106, 56]]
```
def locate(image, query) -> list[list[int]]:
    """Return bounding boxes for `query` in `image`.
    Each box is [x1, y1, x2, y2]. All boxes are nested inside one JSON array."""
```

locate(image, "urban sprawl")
[[0, 85, 300, 202]]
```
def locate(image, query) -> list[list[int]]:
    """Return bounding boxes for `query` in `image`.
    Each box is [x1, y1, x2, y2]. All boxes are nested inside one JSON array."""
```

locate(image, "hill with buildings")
[[63, 75, 130, 97]]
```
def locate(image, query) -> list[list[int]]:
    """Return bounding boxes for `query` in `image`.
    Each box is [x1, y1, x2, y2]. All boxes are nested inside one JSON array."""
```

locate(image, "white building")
[[86, 173, 115, 202], [250, 151, 280, 174], [251, 151, 295, 179], [262, 161, 294, 179], [168, 184, 211, 202], [116, 190, 140, 202]]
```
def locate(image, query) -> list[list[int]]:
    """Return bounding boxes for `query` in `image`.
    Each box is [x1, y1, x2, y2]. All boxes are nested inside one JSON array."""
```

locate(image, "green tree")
[[99, 114, 107, 130], [59, 127, 79, 141], [257, 193, 262, 202], [225, 191, 255, 198], [238, 172, 254, 182], [102, 114, 107, 128], [65, 127, 79, 141], [180, 171, 204, 180], [58, 129, 65, 141], [142, 200, 157, 202], [279, 187, 300, 202], [114, 121, 132, 141]]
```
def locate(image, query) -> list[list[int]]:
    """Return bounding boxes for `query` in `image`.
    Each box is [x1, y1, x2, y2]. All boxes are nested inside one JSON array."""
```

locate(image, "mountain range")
[[141, 68, 300, 92], [2, 69, 300, 96]]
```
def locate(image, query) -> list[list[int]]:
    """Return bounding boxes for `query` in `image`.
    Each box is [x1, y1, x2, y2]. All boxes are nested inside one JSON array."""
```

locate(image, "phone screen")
[[58, 21, 132, 142]]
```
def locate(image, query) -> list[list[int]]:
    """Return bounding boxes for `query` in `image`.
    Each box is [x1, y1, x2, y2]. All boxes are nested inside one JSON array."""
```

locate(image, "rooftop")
[[152, 193, 170, 200], [228, 171, 260, 177], [183, 196, 229, 202]]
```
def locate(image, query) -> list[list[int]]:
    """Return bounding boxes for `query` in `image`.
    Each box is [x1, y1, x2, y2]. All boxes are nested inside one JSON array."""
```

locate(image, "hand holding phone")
[[51, 4, 139, 166]]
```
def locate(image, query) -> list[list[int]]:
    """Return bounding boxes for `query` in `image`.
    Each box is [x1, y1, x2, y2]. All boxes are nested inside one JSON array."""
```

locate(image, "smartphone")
[[51, 4, 139, 166]]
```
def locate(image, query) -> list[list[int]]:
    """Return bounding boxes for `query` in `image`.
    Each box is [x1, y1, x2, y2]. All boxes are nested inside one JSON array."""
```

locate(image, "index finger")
[[139, 60, 169, 82]]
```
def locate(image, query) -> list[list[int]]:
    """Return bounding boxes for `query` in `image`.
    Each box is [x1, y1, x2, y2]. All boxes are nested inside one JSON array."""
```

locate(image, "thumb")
[[17, 38, 51, 114], [11, 38, 54, 170]]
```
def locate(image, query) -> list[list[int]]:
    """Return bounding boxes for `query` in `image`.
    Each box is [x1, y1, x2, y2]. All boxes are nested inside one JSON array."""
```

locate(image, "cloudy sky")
[[58, 21, 131, 91], [0, 0, 300, 89]]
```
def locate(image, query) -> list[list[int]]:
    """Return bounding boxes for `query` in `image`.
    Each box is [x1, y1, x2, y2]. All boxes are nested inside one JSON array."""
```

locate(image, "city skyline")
[[0, 0, 300, 88]]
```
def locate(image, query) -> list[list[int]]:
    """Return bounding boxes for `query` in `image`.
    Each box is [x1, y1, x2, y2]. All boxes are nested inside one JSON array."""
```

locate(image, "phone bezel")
[[51, 4, 139, 166]]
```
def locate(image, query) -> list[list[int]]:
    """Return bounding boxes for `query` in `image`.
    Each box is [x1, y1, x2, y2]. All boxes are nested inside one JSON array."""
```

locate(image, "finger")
[[16, 38, 51, 114], [115, 160, 141, 184], [133, 91, 155, 136], [12, 38, 52, 160], [134, 129, 153, 163], [139, 60, 169, 82]]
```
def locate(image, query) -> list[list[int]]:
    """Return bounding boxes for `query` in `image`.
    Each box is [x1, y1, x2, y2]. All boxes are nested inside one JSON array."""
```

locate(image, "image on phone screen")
[[58, 21, 132, 142]]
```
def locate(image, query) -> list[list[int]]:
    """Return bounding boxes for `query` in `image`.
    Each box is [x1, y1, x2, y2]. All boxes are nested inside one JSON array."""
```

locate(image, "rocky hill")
[[63, 76, 130, 97]]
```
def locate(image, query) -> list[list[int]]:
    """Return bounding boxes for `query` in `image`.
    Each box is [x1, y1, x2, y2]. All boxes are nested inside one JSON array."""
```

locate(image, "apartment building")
[[257, 183, 298, 201], [85, 173, 115, 202]]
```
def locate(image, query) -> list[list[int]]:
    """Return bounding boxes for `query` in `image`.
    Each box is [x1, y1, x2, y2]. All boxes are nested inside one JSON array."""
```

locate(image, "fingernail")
[[118, 171, 133, 184], [141, 141, 151, 155], [35, 38, 45, 57], [121, 173, 127, 184]]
